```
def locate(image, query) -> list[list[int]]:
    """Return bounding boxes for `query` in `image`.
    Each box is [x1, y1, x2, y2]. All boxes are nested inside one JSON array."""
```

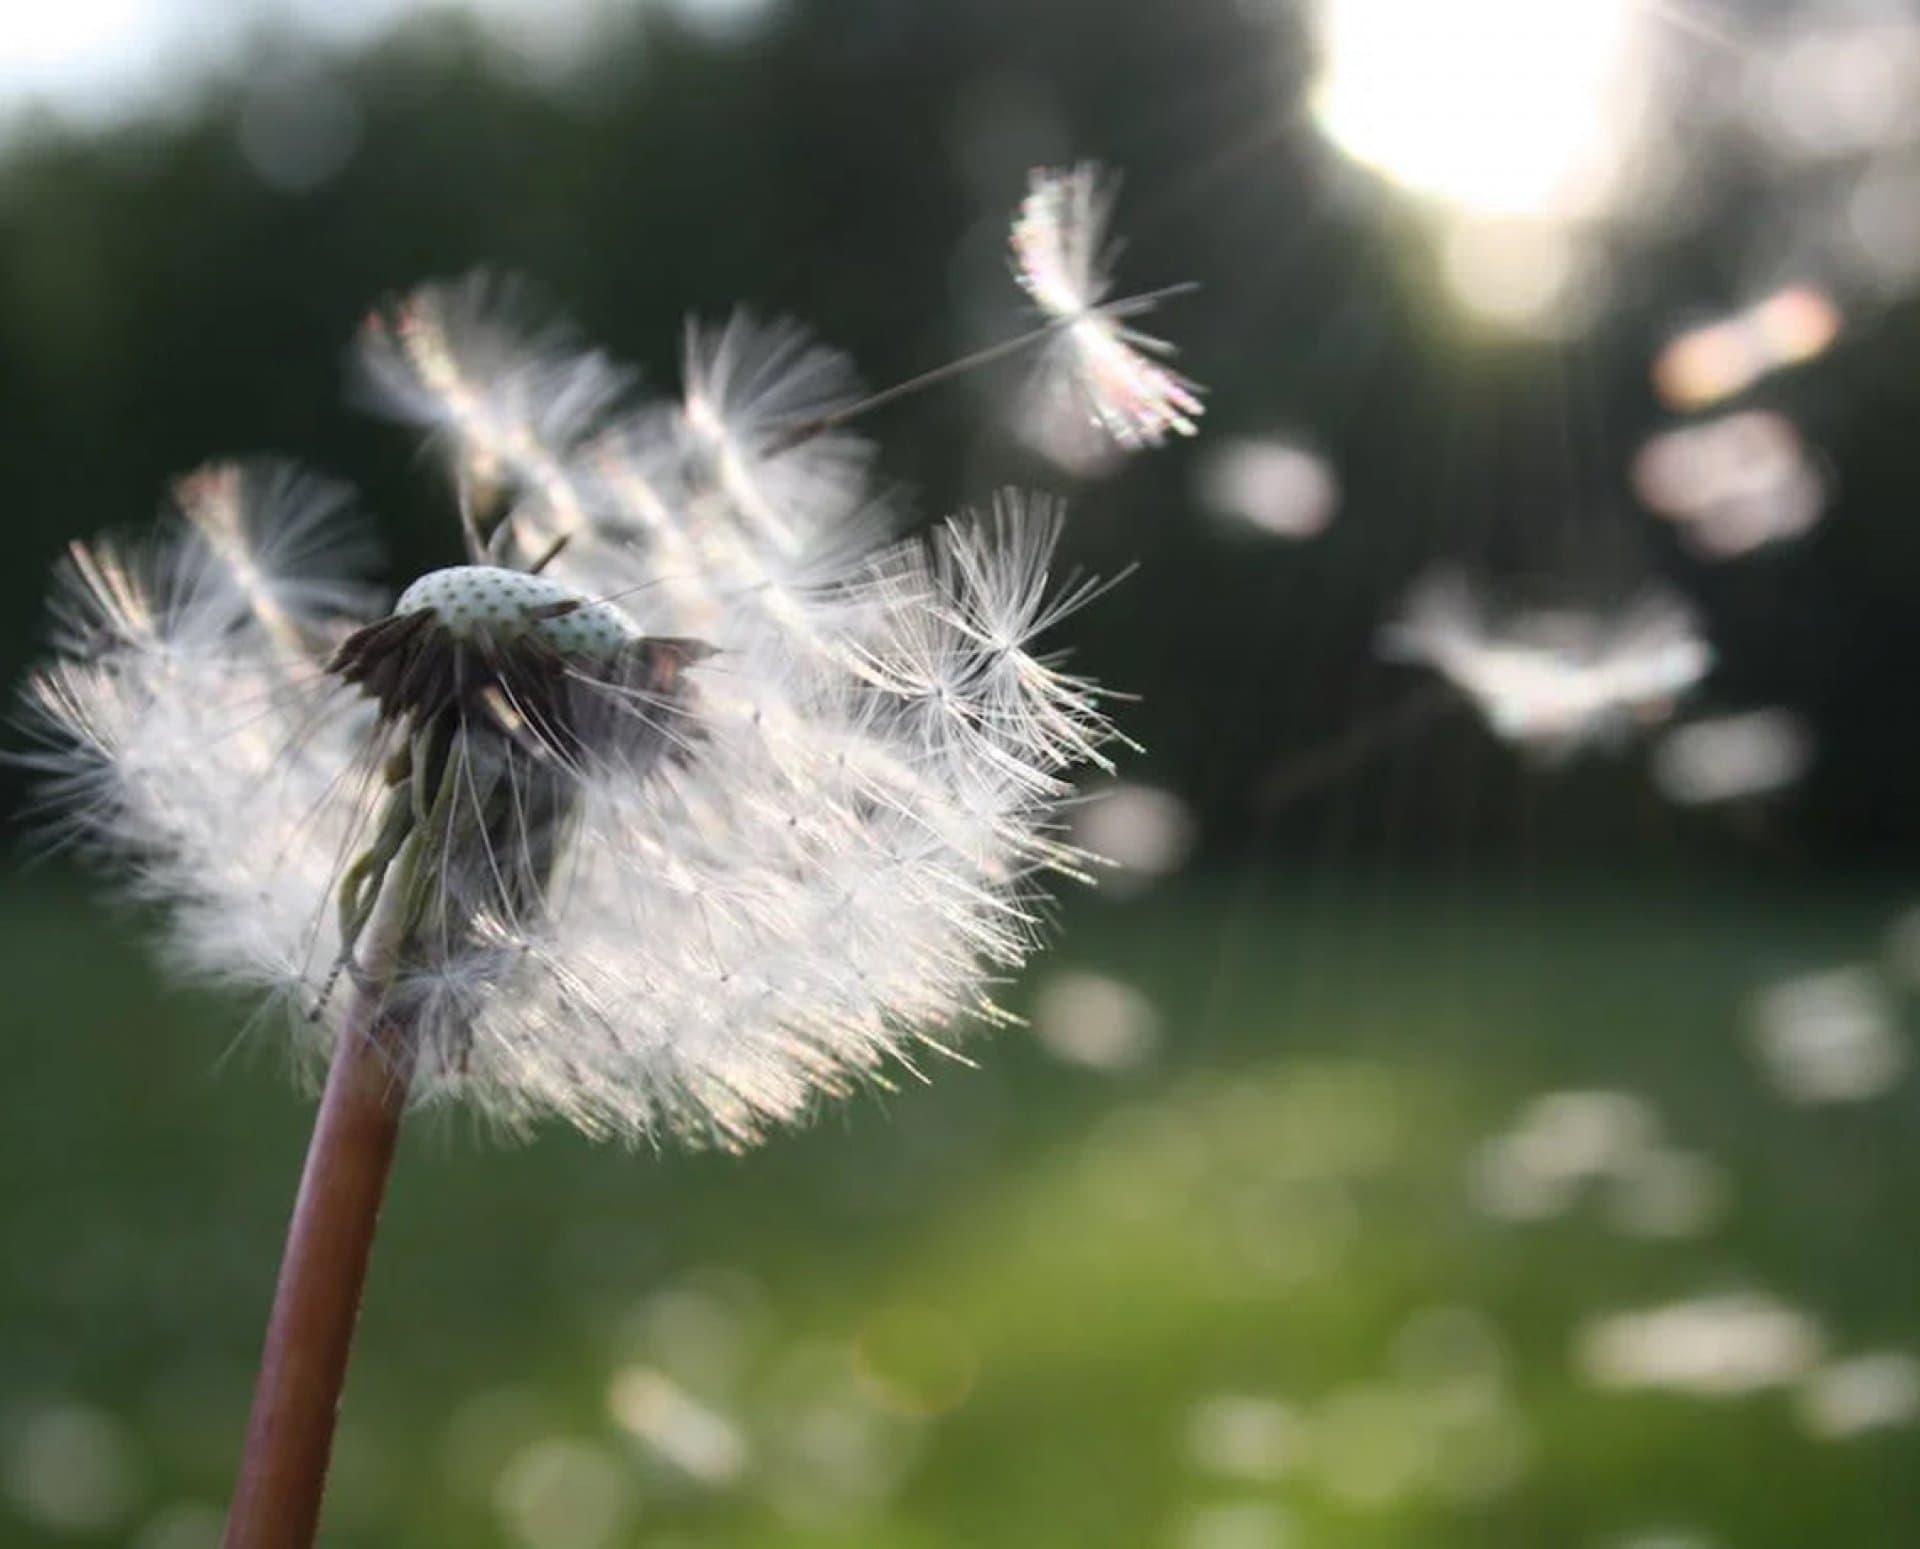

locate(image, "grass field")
[[3, 871, 1919, 1548]]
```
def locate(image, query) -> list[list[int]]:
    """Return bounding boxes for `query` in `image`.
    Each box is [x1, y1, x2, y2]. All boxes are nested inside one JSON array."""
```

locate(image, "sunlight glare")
[[1311, 0, 1650, 219]]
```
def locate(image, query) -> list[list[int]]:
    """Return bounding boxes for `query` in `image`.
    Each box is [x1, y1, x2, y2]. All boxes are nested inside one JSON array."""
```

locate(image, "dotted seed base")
[[394, 566, 637, 657]]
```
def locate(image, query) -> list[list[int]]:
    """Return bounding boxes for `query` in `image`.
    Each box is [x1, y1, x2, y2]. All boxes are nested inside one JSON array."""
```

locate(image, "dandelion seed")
[[1012, 163, 1204, 450], [1380, 570, 1711, 759]]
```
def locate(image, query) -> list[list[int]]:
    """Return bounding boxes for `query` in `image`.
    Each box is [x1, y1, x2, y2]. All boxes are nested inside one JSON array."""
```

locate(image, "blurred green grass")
[[4, 872, 1920, 1548]]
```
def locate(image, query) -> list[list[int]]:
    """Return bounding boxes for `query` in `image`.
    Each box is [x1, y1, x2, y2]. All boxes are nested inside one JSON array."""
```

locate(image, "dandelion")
[[19, 273, 1142, 1544], [1012, 163, 1205, 450], [1379, 569, 1711, 759]]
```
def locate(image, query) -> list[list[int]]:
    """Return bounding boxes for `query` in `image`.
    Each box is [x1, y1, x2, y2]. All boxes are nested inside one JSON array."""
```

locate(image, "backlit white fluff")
[[1380, 570, 1712, 760], [22, 464, 382, 995], [354, 270, 633, 540], [1012, 163, 1204, 450], [24, 281, 1123, 1150]]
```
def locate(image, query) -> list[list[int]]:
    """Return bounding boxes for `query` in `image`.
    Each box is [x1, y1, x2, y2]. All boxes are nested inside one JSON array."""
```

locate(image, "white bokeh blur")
[[1071, 782, 1199, 898], [1633, 413, 1827, 560], [1031, 969, 1163, 1072], [1195, 436, 1340, 541], [1652, 710, 1816, 806], [1797, 1351, 1920, 1440], [1748, 966, 1909, 1105], [1576, 1292, 1825, 1398], [1468, 1089, 1725, 1240]]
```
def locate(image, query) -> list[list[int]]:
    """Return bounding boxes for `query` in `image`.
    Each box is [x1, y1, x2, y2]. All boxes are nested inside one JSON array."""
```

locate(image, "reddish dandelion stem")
[[224, 993, 412, 1548]]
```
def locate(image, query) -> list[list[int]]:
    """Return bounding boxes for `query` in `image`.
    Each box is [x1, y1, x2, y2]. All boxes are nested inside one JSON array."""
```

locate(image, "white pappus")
[[1012, 163, 1205, 451], [21, 278, 1127, 1152]]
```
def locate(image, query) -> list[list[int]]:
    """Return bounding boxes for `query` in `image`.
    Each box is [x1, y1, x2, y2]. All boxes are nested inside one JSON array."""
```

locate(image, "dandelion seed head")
[[23, 275, 1128, 1151]]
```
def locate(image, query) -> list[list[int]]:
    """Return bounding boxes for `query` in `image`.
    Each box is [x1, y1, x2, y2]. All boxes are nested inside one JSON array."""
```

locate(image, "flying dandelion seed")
[[1380, 571, 1711, 760], [1011, 163, 1204, 451], [18, 270, 1144, 1542]]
